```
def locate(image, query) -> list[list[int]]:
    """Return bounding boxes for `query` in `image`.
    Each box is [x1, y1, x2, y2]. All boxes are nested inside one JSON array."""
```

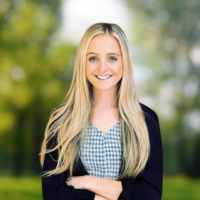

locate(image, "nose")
[[98, 60, 108, 73]]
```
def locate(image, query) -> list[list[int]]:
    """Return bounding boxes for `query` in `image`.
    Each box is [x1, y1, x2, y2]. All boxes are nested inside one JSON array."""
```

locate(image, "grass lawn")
[[162, 175, 200, 200], [0, 176, 42, 200], [0, 175, 199, 200]]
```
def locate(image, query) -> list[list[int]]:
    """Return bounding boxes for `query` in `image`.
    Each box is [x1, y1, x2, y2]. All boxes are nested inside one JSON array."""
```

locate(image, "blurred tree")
[[192, 135, 200, 177], [0, 0, 77, 175], [124, 0, 200, 176]]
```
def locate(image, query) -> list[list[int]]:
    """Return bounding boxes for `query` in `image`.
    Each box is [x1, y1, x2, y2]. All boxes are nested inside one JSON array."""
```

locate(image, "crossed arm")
[[66, 175, 123, 200]]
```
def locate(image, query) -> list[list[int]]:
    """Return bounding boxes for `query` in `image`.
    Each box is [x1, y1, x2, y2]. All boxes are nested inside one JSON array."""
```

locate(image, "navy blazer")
[[41, 102, 163, 200]]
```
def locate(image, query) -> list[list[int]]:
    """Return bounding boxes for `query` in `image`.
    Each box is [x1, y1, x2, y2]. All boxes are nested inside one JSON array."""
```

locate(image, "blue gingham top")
[[80, 120, 122, 180]]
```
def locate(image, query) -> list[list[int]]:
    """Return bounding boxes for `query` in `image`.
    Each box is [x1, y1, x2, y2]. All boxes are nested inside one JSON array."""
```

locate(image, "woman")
[[40, 22, 163, 200]]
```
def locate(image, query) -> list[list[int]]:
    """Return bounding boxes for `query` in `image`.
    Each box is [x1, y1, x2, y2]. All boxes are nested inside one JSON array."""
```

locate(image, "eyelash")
[[88, 56, 117, 62]]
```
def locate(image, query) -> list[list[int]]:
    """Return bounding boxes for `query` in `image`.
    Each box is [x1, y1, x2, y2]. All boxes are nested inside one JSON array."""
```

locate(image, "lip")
[[95, 75, 112, 76], [95, 75, 112, 80]]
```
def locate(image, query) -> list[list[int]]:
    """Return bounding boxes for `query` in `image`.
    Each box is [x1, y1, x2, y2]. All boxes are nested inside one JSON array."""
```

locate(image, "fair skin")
[[66, 34, 123, 200]]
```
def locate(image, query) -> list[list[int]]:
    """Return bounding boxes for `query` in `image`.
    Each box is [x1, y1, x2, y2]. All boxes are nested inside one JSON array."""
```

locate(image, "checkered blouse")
[[80, 120, 122, 180]]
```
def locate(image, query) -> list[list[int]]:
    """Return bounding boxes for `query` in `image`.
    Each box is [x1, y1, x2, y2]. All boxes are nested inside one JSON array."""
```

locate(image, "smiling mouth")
[[95, 75, 112, 80]]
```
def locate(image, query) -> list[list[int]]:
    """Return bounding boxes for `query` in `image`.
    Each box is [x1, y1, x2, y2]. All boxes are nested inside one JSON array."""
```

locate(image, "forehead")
[[87, 34, 121, 53]]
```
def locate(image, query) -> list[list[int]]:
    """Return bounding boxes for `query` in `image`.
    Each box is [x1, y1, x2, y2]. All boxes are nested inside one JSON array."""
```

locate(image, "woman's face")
[[86, 34, 123, 92]]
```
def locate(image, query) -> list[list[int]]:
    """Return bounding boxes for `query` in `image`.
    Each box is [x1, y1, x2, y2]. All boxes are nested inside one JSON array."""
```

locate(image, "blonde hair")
[[39, 22, 150, 181]]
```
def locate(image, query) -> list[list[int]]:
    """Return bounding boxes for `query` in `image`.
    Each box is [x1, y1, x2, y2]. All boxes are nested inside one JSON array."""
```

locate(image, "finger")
[[66, 181, 70, 185]]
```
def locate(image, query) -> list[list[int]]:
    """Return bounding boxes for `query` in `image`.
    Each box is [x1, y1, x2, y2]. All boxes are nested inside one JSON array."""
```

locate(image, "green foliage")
[[124, 0, 200, 176], [0, 0, 77, 175], [0, 0, 199, 178]]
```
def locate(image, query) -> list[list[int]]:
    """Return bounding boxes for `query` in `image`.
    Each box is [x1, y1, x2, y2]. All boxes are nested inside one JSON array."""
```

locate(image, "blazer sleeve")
[[117, 107, 163, 200], [41, 133, 95, 200]]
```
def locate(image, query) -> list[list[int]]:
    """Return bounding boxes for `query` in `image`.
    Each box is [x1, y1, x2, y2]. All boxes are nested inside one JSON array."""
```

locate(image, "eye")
[[89, 57, 97, 61], [109, 57, 117, 61]]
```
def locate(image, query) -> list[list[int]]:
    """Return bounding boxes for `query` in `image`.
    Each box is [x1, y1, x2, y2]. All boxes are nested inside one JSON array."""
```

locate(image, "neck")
[[92, 86, 118, 109]]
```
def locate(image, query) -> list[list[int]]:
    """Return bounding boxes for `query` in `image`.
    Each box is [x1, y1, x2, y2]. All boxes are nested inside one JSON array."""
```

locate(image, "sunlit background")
[[0, 0, 200, 199]]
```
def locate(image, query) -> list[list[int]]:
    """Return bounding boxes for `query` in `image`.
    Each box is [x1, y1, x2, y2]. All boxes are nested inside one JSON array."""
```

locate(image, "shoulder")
[[139, 102, 158, 119], [139, 102, 160, 131]]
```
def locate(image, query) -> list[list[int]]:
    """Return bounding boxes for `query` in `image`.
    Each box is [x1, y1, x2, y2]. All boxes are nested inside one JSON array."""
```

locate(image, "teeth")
[[96, 75, 111, 79]]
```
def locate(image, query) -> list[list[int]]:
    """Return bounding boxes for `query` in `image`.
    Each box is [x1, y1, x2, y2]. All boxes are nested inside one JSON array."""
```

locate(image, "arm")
[[41, 133, 96, 200], [95, 194, 113, 200], [84, 176, 123, 200], [117, 108, 163, 200]]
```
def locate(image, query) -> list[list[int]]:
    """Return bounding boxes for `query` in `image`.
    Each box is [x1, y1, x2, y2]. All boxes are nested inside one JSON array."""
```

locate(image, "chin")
[[94, 85, 117, 91]]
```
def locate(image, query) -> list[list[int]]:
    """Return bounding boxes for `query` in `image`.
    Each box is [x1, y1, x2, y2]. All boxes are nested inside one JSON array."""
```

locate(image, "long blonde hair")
[[39, 22, 150, 181]]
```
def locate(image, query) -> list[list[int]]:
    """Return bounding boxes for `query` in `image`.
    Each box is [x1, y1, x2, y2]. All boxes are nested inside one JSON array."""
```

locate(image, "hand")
[[66, 175, 87, 189]]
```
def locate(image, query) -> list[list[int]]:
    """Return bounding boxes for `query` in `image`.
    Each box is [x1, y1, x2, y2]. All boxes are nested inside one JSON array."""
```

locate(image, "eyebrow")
[[86, 52, 120, 56]]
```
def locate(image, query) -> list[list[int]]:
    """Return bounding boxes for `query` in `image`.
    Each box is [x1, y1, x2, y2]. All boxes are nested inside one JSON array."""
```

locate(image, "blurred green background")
[[0, 0, 200, 199]]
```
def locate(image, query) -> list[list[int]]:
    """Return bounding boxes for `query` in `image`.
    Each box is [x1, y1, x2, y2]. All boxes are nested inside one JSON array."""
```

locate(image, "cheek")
[[86, 63, 96, 74], [115, 64, 123, 75], [85, 64, 94, 80]]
